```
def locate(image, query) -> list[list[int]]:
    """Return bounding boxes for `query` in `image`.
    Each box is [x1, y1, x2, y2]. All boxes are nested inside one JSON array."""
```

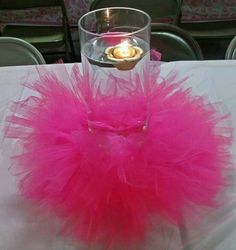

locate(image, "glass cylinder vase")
[[78, 7, 151, 82]]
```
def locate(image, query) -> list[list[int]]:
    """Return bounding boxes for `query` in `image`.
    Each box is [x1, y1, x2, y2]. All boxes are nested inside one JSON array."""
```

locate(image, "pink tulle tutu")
[[6, 64, 232, 249]]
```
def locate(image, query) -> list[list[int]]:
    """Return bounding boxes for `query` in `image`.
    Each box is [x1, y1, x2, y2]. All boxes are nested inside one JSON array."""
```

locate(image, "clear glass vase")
[[78, 7, 151, 81]]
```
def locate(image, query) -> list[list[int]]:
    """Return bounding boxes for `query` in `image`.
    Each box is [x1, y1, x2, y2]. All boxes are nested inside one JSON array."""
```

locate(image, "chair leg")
[[65, 40, 71, 62], [67, 27, 75, 60]]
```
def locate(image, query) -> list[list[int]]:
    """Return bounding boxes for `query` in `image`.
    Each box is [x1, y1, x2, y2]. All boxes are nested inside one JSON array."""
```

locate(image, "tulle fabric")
[[5, 63, 232, 249]]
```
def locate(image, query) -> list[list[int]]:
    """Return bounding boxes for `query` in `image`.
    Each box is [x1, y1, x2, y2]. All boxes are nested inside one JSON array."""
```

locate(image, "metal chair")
[[225, 36, 236, 59], [179, 20, 236, 40], [151, 23, 203, 61], [90, 0, 183, 25], [178, 2, 236, 40], [0, 37, 45, 66], [0, 0, 75, 62]]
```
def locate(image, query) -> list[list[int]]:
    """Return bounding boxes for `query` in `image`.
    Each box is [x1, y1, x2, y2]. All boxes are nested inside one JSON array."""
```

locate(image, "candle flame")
[[118, 40, 131, 54]]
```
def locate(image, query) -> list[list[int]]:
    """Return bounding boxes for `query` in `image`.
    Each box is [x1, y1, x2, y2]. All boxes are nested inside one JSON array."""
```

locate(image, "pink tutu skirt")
[[6, 63, 232, 249]]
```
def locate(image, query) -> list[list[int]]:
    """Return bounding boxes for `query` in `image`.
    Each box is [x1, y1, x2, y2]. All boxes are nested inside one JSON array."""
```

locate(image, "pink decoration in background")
[[182, 0, 236, 22], [6, 64, 232, 249], [1, 0, 236, 27]]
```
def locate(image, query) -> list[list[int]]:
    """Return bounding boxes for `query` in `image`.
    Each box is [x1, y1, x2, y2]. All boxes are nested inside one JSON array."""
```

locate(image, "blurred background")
[[1, 0, 236, 63]]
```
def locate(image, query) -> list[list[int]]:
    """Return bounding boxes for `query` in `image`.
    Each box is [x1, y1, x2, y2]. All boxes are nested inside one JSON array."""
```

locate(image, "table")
[[1, 61, 236, 250]]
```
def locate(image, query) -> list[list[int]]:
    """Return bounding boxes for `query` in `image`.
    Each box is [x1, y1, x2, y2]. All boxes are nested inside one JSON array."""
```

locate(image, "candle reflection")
[[105, 8, 110, 19], [103, 8, 110, 22]]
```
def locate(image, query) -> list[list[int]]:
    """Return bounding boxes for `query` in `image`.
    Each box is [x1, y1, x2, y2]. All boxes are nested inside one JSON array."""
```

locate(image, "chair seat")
[[180, 21, 236, 39], [3, 25, 65, 50], [185, 27, 236, 39], [152, 16, 175, 24]]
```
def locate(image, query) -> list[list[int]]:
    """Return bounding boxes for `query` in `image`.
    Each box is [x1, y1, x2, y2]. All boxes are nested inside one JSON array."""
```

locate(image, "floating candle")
[[112, 40, 136, 59], [105, 40, 143, 70]]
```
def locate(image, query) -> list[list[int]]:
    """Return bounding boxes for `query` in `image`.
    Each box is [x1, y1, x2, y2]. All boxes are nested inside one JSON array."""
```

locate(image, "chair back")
[[179, 20, 236, 40], [0, 37, 46, 66], [225, 36, 236, 59], [151, 23, 203, 61], [0, 0, 69, 24], [0, 0, 73, 60], [0, 0, 62, 9], [90, 0, 182, 24], [0, 0, 69, 25]]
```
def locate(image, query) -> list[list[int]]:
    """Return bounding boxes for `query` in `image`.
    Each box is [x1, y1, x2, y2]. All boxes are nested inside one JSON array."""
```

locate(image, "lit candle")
[[112, 40, 136, 59], [105, 40, 143, 70]]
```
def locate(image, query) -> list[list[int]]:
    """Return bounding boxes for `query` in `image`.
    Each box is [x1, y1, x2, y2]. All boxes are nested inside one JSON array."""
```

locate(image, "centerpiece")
[[5, 7, 232, 250]]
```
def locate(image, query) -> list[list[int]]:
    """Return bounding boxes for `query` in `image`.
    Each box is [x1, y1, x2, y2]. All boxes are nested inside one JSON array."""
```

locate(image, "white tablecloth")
[[1, 61, 236, 250]]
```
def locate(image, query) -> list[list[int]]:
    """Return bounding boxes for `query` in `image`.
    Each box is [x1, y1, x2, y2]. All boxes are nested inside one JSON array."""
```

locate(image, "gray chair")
[[225, 36, 236, 59], [179, 2, 236, 40], [151, 23, 203, 61], [90, 0, 183, 25], [0, 37, 46, 66], [179, 20, 236, 40], [0, 0, 75, 62]]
